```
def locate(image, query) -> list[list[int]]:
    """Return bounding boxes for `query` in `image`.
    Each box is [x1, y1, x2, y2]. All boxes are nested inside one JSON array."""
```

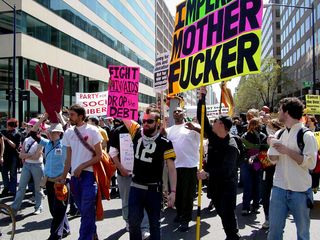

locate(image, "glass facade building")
[[0, 0, 156, 122], [277, 0, 320, 97], [262, 1, 281, 61]]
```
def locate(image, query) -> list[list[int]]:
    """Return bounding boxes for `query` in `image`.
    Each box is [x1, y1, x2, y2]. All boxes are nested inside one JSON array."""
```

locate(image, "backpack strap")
[[296, 127, 311, 154], [277, 129, 285, 140], [277, 127, 310, 154]]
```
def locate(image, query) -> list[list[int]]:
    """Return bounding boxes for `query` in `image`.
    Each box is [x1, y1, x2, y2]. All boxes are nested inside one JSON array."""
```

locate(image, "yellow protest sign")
[[314, 132, 320, 150], [168, 0, 263, 94], [305, 95, 320, 114]]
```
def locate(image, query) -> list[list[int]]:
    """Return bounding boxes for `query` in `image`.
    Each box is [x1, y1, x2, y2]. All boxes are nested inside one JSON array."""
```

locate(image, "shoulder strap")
[[277, 129, 285, 139], [74, 127, 96, 155], [26, 140, 36, 153], [45, 141, 60, 159], [297, 127, 310, 154]]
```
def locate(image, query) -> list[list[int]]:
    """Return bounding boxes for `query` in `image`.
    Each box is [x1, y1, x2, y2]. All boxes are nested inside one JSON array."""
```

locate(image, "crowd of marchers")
[[0, 87, 319, 240]]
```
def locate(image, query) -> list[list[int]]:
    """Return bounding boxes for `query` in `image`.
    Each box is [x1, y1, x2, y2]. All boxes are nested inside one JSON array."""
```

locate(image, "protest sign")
[[305, 95, 320, 114], [314, 132, 320, 150], [119, 133, 135, 171], [168, 0, 263, 94], [31, 63, 64, 123], [76, 91, 108, 116], [154, 52, 170, 92], [184, 104, 228, 119], [107, 66, 139, 120]]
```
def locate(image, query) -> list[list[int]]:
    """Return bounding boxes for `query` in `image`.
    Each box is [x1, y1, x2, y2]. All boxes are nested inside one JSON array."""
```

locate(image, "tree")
[[235, 57, 290, 113]]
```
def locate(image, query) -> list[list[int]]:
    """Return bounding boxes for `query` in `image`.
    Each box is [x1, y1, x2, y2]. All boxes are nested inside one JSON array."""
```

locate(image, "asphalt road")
[[1, 181, 320, 240]]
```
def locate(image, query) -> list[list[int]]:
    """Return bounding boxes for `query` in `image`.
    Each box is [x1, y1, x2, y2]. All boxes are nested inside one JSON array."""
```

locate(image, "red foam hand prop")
[[30, 63, 64, 123]]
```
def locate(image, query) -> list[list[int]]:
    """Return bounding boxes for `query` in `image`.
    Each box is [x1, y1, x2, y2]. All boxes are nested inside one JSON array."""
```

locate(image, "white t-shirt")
[[62, 124, 102, 174], [24, 136, 43, 164], [166, 123, 200, 168]]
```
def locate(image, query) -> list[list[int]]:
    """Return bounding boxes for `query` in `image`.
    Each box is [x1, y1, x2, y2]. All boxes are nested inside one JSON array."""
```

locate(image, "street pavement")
[[1, 181, 320, 240]]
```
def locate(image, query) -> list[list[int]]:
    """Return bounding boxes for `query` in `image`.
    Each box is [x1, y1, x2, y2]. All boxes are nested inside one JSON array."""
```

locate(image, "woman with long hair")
[[241, 118, 267, 215]]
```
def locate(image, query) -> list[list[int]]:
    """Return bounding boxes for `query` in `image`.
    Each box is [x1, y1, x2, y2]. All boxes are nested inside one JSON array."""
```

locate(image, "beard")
[[143, 125, 157, 137]]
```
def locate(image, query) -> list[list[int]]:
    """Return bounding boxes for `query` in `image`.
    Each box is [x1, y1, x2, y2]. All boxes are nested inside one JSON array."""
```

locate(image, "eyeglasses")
[[142, 119, 156, 124]]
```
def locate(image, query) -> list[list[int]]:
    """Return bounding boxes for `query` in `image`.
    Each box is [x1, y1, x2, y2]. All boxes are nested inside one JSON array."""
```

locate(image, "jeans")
[[71, 171, 97, 240], [1, 155, 18, 194], [129, 186, 162, 240], [117, 175, 132, 222], [118, 175, 149, 232], [240, 162, 262, 210], [11, 162, 44, 211], [268, 186, 312, 240], [46, 181, 70, 240]]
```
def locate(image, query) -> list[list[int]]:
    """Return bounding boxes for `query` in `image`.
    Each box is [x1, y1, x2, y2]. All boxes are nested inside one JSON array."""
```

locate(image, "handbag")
[[54, 182, 68, 202]]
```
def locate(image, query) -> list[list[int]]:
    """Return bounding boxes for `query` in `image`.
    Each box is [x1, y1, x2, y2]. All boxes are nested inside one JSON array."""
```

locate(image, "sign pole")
[[196, 94, 205, 240]]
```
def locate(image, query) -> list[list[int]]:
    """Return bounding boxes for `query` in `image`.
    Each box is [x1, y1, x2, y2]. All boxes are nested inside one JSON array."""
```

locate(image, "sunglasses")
[[142, 119, 156, 124]]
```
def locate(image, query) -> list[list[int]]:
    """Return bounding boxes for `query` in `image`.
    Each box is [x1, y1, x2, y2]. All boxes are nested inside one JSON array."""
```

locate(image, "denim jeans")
[[71, 171, 97, 240], [118, 175, 149, 232], [128, 186, 162, 240], [11, 162, 44, 211], [268, 186, 312, 240], [240, 162, 262, 210], [1, 154, 18, 194]]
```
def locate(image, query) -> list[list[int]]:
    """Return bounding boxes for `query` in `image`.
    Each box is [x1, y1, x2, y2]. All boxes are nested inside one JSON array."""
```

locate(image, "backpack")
[[277, 127, 320, 173], [231, 134, 246, 167]]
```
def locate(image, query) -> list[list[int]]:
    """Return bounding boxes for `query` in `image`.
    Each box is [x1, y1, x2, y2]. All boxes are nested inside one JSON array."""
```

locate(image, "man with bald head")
[[166, 106, 200, 232]]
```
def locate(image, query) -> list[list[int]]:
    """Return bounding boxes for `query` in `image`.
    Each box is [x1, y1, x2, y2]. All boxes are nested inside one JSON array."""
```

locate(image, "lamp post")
[[264, 2, 316, 94], [2, 0, 16, 117]]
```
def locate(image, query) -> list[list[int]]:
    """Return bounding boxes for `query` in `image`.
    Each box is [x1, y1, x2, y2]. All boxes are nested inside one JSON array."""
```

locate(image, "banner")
[[76, 91, 108, 116], [184, 104, 228, 119], [305, 95, 320, 114], [168, 0, 263, 94], [154, 52, 170, 92], [107, 65, 139, 120]]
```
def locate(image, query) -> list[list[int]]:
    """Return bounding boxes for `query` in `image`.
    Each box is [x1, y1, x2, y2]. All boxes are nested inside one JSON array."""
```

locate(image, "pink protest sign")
[[107, 66, 139, 120]]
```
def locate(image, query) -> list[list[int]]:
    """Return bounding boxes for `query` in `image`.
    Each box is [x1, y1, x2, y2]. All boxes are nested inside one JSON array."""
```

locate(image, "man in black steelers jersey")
[[128, 107, 177, 240]]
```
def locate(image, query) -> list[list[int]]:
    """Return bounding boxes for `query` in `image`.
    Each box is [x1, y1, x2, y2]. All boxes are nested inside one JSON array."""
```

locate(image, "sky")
[[163, 0, 269, 99]]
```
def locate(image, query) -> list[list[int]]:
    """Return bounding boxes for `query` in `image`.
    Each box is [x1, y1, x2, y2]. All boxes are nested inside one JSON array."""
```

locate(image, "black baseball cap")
[[218, 115, 233, 131]]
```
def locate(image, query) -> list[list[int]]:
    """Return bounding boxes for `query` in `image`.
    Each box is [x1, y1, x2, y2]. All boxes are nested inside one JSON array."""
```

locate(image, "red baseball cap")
[[7, 118, 18, 123]]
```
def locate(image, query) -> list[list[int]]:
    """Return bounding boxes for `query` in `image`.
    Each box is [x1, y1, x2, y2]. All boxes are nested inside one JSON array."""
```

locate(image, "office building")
[[262, 0, 281, 62], [0, 0, 156, 122], [277, 0, 320, 97]]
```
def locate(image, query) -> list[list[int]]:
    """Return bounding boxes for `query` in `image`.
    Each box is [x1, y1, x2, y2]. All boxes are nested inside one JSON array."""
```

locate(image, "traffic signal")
[[5, 89, 14, 101], [19, 90, 30, 101]]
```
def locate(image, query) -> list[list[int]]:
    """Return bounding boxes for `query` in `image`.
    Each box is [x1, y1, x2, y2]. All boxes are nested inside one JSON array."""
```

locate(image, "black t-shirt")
[[1, 129, 21, 162], [109, 124, 127, 155], [132, 130, 175, 184], [109, 124, 129, 176]]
